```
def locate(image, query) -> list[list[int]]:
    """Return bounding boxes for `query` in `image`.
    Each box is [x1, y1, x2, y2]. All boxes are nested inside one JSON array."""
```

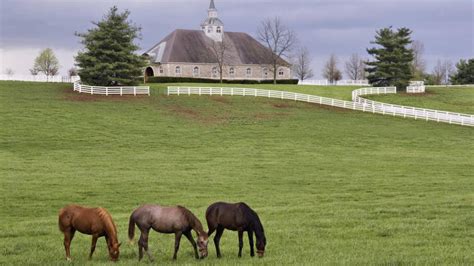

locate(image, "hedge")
[[143, 76, 299, 85]]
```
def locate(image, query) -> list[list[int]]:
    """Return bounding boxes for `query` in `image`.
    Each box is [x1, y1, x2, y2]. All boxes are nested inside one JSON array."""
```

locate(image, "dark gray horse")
[[128, 205, 208, 261], [206, 202, 266, 258]]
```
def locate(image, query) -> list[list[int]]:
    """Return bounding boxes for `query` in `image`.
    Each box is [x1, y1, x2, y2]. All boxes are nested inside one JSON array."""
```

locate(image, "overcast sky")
[[0, 0, 472, 77]]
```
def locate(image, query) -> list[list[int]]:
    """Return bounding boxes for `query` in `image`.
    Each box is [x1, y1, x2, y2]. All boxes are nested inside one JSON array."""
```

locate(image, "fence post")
[[134, 87, 136, 96], [120, 87, 123, 96], [106, 87, 108, 96]]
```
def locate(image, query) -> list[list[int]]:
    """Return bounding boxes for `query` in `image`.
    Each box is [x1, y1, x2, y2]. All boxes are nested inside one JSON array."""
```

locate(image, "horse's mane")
[[179, 206, 205, 235], [96, 208, 117, 239], [241, 203, 265, 236]]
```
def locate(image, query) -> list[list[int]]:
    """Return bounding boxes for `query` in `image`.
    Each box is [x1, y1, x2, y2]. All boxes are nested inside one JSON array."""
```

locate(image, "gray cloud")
[[1, 0, 472, 76]]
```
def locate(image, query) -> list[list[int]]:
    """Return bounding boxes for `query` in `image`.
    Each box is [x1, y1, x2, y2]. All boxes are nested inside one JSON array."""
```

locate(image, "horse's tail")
[[128, 213, 136, 244]]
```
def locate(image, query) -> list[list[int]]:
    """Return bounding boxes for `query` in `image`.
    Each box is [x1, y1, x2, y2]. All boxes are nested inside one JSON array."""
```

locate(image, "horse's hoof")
[[66, 257, 72, 262]]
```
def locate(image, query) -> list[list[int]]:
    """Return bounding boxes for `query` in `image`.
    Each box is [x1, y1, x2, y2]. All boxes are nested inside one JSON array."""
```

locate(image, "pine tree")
[[75, 6, 146, 86], [366, 27, 414, 91], [450, 59, 474, 85]]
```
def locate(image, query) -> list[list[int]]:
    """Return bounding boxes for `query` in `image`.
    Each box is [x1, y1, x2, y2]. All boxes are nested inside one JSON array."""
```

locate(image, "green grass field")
[[0, 81, 473, 265], [368, 86, 474, 114]]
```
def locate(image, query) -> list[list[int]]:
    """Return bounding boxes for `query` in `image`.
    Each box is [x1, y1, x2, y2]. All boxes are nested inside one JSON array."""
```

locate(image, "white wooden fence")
[[299, 79, 370, 86], [0, 74, 80, 83], [167, 86, 474, 127], [73, 82, 150, 96]]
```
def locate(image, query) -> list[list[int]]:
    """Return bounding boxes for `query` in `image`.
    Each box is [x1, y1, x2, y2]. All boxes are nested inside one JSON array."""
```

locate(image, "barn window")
[[159, 66, 164, 74], [229, 67, 235, 77], [208, 27, 213, 33], [263, 67, 269, 78], [217, 27, 221, 33], [278, 68, 284, 76], [175, 66, 181, 75], [193, 67, 200, 77], [246, 68, 252, 78], [212, 67, 218, 78]]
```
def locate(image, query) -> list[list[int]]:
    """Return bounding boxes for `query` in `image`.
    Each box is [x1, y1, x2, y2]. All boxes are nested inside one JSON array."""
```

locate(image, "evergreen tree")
[[450, 59, 474, 85], [366, 27, 414, 91], [75, 6, 146, 86]]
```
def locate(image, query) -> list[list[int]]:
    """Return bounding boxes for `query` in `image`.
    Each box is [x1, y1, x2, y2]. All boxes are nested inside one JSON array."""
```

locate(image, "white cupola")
[[200, 0, 224, 42]]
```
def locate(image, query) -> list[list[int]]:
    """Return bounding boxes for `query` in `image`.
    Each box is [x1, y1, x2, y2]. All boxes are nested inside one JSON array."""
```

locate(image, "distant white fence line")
[[167, 86, 474, 127], [73, 81, 150, 96], [0, 74, 80, 83], [407, 81, 426, 93], [299, 79, 370, 86]]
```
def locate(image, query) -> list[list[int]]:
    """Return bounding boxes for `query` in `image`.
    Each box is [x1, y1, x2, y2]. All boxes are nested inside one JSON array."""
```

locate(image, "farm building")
[[143, 0, 291, 81]]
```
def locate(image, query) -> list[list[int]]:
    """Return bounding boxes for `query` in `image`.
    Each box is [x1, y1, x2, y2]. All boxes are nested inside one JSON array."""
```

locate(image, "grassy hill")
[[367, 86, 474, 114], [0, 81, 473, 265]]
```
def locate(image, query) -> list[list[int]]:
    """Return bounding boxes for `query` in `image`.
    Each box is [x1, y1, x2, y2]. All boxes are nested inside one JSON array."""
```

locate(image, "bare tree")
[[294, 47, 314, 81], [257, 17, 297, 84], [432, 59, 454, 85], [323, 54, 342, 83], [411, 40, 426, 80], [68, 67, 78, 77], [29, 68, 39, 76], [210, 36, 231, 83], [345, 54, 366, 80], [32, 48, 60, 81], [4, 68, 14, 76]]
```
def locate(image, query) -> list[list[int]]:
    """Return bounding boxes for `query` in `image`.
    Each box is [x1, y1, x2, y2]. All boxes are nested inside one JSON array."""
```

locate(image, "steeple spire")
[[201, 0, 224, 41]]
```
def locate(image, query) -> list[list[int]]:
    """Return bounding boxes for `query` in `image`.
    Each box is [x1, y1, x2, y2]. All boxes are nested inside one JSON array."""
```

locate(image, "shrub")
[[144, 76, 298, 85]]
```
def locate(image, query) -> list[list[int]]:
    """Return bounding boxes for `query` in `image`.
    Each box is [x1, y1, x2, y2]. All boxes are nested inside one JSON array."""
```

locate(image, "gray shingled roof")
[[201, 17, 224, 27], [144, 29, 289, 66], [209, 0, 216, 9]]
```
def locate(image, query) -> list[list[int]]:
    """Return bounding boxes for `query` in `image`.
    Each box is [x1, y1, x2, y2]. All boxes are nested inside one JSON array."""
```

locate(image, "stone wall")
[[147, 63, 292, 80]]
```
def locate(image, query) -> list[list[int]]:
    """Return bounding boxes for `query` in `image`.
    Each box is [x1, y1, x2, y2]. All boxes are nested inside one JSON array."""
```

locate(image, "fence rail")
[[0, 74, 80, 83], [299, 79, 370, 86], [167, 86, 474, 127], [74, 82, 150, 96]]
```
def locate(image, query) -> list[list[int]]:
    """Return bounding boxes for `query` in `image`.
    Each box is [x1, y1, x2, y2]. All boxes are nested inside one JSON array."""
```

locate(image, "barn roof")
[[144, 29, 289, 66]]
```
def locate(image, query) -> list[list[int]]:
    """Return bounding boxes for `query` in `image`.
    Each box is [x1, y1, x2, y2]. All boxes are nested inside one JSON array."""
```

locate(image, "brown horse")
[[206, 202, 266, 258], [58, 205, 121, 261], [128, 204, 209, 261]]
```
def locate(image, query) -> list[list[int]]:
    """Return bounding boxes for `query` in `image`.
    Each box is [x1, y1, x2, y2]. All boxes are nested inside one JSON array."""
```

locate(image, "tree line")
[[4, 6, 473, 88]]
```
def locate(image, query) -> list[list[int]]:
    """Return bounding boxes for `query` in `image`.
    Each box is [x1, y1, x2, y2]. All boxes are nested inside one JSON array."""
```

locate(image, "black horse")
[[206, 202, 266, 258]]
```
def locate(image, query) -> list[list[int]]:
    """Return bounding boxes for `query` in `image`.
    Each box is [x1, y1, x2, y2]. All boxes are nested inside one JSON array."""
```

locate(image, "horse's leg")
[[183, 230, 199, 259], [138, 233, 144, 261], [238, 230, 244, 257], [89, 234, 99, 259], [173, 231, 183, 260], [214, 226, 224, 258], [207, 220, 216, 237], [139, 227, 154, 262], [248, 230, 255, 257], [63, 229, 76, 261]]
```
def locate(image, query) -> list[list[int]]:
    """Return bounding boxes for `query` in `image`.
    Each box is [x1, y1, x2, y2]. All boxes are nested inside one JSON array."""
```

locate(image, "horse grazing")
[[206, 202, 267, 258], [58, 205, 121, 262], [128, 205, 209, 261]]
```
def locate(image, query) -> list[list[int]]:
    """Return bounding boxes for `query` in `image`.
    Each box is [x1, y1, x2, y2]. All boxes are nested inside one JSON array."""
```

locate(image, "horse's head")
[[108, 242, 121, 262], [256, 236, 266, 258], [197, 233, 209, 258]]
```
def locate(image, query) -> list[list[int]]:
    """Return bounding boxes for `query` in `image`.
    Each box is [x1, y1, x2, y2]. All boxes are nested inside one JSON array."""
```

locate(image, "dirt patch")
[[62, 88, 149, 102], [211, 96, 232, 105], [304, 102, 352, 113], [164, 104, 229, 125], [273, 102, 294, 109]]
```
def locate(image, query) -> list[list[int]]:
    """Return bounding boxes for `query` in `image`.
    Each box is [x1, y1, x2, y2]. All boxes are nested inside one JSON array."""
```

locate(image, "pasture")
[[0, 81, 473, 265]]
